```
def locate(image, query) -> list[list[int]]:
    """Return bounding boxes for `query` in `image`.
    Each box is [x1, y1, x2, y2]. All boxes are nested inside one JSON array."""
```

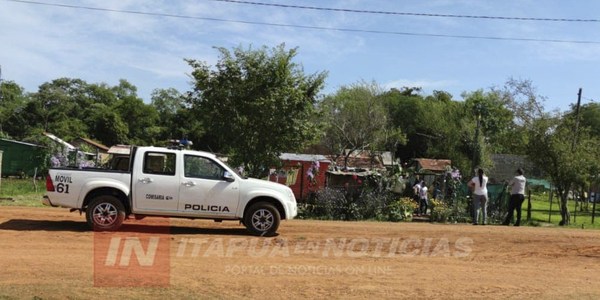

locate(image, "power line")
[[211, 0, 600, 23], [3, 0, 600, 44]]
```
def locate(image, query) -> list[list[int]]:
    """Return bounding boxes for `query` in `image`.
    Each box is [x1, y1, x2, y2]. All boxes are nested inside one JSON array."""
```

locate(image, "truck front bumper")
[[286, 201, 298, 219]]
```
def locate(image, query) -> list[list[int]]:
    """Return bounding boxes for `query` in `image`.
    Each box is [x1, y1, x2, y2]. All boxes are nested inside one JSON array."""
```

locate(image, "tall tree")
[[186, 44, 327, 177], [527, 115, 600, 225], [113, 80, 161, 146], [493, 78, 550, 154], [318, 81, 405, 169], [462, 90, 514, 167], [0, 81, 30, 139], [28, 78, 90, 141], [150, 88, 186, 141], [382, 87, 476, 172], [575, 102, 600, 138], [89, 103, 129, 146]]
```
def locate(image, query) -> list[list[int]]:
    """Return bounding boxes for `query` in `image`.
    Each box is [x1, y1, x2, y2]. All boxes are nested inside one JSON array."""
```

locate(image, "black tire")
[[243, 202, 281, 237], [86, 195, 126, 231]]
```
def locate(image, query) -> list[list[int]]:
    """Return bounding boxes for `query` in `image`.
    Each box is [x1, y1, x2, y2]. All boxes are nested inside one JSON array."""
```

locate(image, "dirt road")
[[1, 206, 599, 299]]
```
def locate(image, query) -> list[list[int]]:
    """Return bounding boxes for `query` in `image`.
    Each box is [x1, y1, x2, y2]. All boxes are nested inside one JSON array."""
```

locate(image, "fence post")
[[593, 195, 597, 224], [573, 193, 577, 224], [0, 150, 3, 194], [548, 189, 553, 223], [527, 190, 532, 222]]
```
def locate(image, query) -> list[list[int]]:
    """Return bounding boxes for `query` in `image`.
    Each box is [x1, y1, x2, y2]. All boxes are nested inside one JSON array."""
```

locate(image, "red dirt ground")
[[1, 206, 600, 299]]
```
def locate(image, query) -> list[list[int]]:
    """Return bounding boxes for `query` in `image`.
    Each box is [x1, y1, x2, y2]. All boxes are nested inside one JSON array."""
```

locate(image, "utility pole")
[[567, 88, 582, 226], [572, 88, 582, 150]]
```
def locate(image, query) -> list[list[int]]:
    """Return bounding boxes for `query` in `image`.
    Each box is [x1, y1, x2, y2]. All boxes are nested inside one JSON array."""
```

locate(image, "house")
[[268, 153, 331, 201], [410, 158, 452, 188], [0, 138, 46, 177]]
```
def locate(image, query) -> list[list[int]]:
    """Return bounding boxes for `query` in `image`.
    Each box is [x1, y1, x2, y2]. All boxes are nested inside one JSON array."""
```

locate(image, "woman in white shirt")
[[468, 168, 488, 225]]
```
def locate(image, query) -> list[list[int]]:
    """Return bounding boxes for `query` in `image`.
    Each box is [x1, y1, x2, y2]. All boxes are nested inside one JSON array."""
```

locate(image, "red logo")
[[94, 218, 170, 287]]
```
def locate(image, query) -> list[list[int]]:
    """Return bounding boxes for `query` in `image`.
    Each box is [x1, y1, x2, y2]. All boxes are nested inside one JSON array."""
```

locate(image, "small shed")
[[0, 138, 46, 177], [411, 158, 452, 187], [413, 158, 452, 174], [268, 153, 331, 201]]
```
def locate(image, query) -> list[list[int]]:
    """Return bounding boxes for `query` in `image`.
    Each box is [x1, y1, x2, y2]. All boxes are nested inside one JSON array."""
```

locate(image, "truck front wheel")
[[244, 202, 280, 237], [86, 195, 125, 231]]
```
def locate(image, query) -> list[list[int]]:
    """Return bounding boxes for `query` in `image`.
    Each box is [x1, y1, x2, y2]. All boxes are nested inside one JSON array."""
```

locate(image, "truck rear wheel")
[[244, 202, 280, 236], [86, 195, 125, 231]]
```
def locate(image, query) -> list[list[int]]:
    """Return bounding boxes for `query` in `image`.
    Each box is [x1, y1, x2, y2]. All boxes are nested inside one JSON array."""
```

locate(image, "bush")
[[299, 186, 401, 222], [387, 197, 417, 222], [430, 199, 452, 223]]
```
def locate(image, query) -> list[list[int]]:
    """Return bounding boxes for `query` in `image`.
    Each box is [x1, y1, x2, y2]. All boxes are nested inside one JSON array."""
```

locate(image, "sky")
[[1, 0, 599, 112]]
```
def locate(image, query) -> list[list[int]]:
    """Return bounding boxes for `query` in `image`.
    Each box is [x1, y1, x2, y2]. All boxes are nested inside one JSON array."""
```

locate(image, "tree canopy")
[[317, 81, 405, 169], [186, 44, 327, 177]]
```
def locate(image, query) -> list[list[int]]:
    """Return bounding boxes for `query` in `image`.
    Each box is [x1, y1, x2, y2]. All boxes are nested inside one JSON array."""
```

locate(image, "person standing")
[[503, 168, 527, 226], [468, 168, 488, 225], [412, 179, 422, 206], [419, 182, 429, 215]]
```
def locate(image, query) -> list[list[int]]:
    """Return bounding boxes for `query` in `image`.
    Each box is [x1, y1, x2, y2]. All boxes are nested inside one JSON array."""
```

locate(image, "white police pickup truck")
[[43, 146, 297, 236]]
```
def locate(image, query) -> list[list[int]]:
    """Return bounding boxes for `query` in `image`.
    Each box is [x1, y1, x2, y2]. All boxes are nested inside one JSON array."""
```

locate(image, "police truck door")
[[132, 150, 180, 212], [178, 154, 239, 217]]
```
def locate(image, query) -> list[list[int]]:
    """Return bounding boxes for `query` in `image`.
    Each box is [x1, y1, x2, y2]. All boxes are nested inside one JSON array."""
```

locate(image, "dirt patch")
[[1, 207, 600, 299]]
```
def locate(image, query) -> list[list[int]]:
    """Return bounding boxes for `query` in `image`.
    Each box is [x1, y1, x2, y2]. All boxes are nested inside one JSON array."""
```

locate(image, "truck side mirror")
[[223, 171, 235, 182]]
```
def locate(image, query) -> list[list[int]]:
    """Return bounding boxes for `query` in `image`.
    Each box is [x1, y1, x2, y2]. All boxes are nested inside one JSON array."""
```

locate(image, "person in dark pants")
[[419, 182, 429, 215], [503, 168, 527, 226]]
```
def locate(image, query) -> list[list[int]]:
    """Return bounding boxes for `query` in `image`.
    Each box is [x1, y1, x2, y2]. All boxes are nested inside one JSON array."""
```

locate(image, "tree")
[[381, 87, 476, 172], [575, 102, 600, 138], [89, 103, 129, 146], [186, 44, 327, 177], [150, 88, 186, 141], [0, 81, 30, 139], [318, 81, 405, 169], [113, 80, 161, 146], [493, 78, 550, 154], [462, 90, 515, 168], [27, 78, 91, 141], [527, 115, 600, 225]]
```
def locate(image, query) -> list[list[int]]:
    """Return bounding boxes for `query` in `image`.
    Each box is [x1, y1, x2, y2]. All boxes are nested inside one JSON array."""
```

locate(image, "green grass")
[[522, 193, 600, 229], [0, 178, 45, 207]]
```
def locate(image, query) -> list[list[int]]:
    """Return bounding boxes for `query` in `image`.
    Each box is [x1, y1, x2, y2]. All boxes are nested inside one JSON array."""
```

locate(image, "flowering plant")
[[388, 197, 418, 222], [306, 160, 320, 185]]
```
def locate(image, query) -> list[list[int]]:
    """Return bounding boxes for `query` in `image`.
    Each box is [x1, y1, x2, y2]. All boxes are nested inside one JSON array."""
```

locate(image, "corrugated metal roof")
[[0, 138, 44, 148], [330, 150, 385, 170], [414, 158, 451, 172], [279, 153, 330, 162]]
